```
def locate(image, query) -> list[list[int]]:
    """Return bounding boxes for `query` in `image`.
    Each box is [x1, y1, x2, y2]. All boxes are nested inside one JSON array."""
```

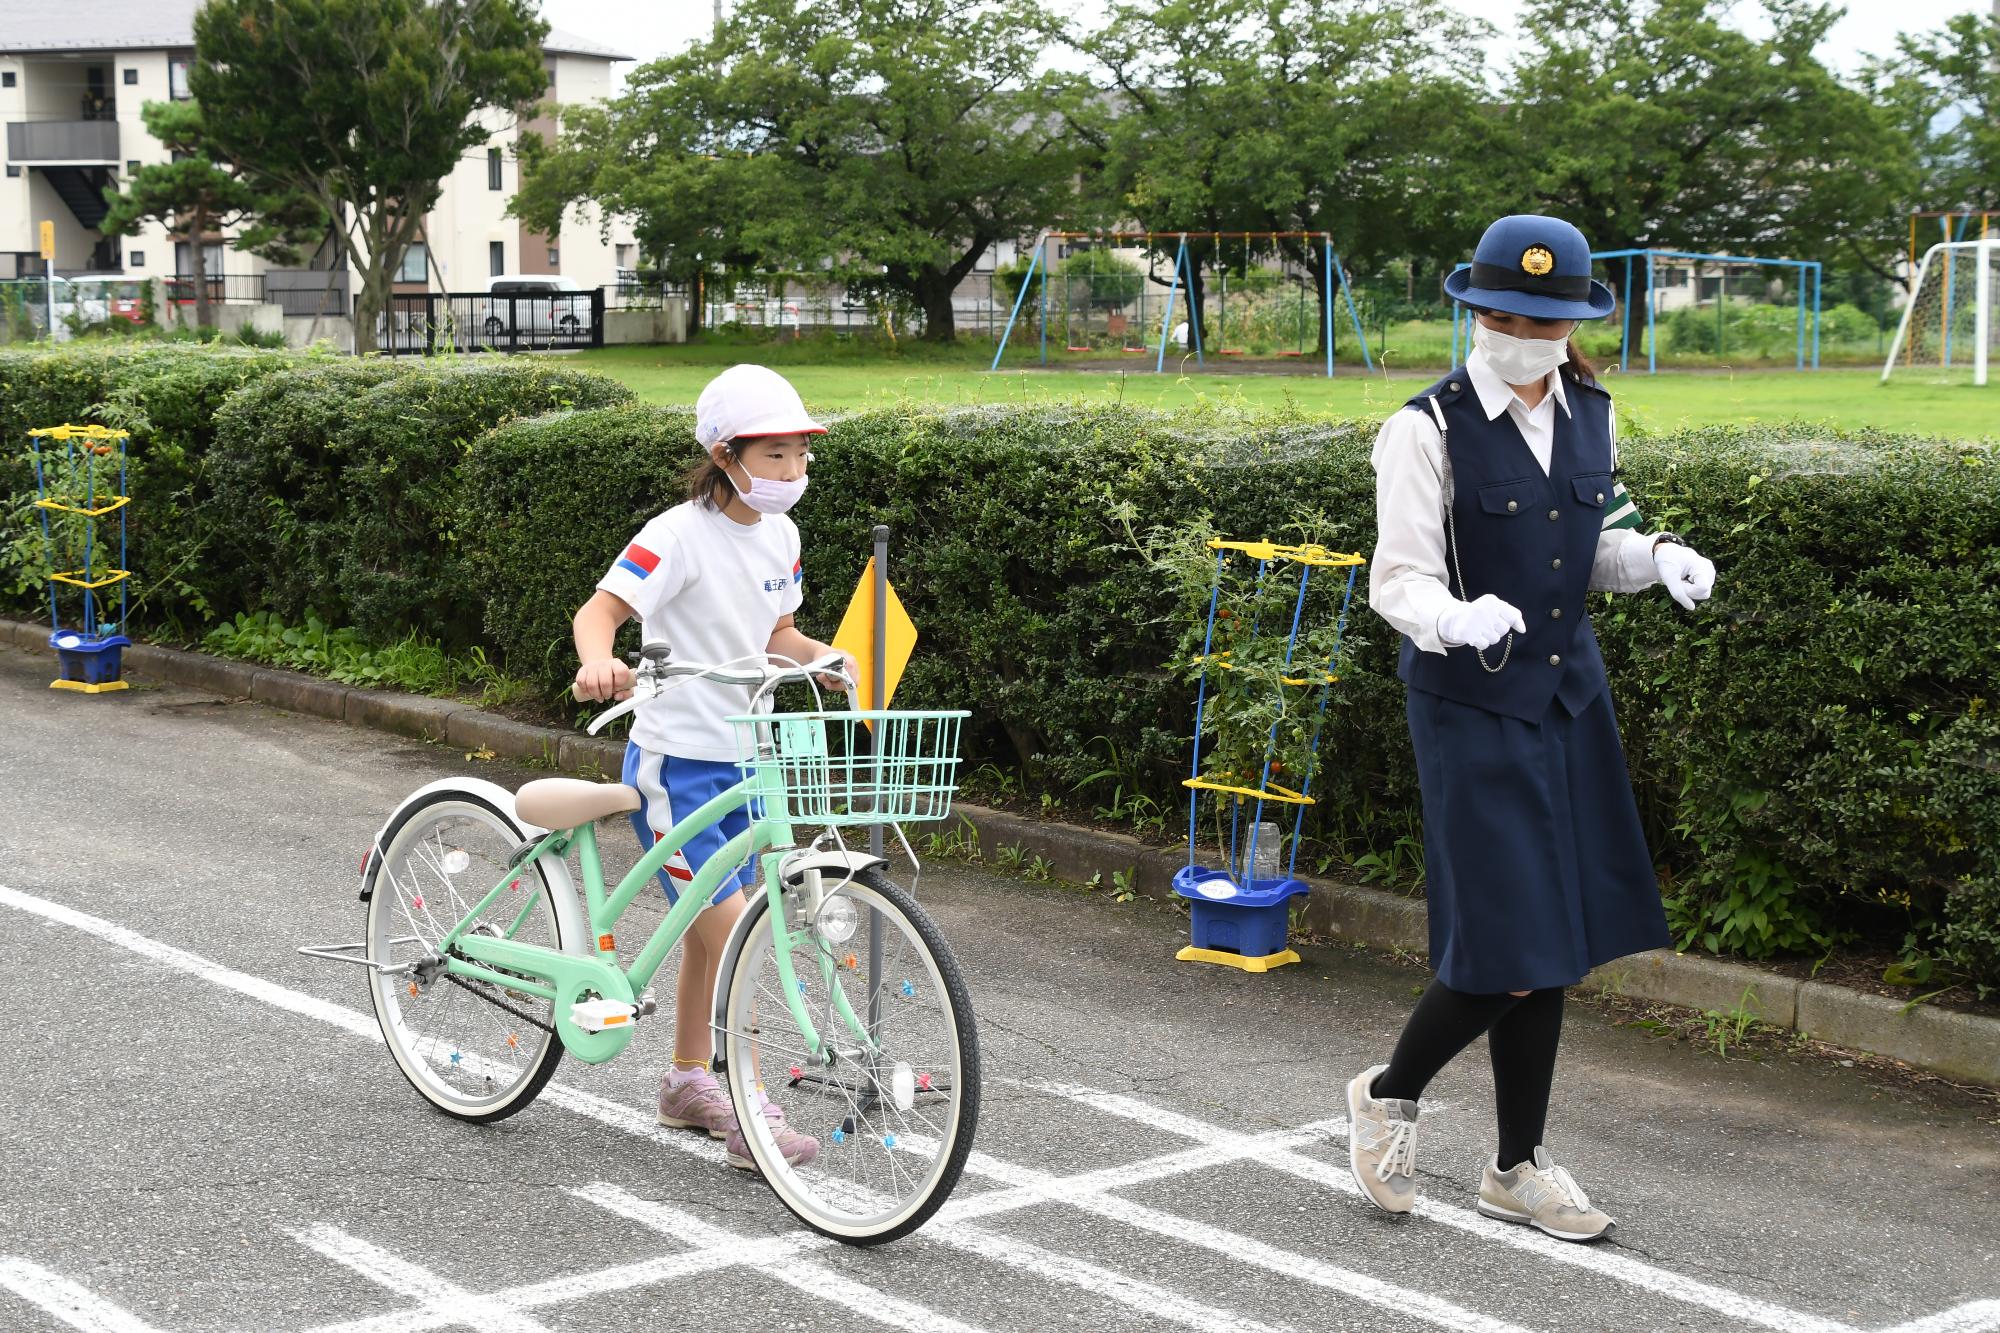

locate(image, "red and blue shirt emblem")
[[616, 543, 660, 580]]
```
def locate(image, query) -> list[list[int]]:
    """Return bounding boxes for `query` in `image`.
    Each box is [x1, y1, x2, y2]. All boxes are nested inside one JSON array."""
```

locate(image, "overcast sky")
[[540, 0, 1991, 82]]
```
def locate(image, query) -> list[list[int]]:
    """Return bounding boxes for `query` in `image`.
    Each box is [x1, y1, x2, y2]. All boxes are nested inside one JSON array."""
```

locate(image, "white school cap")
[[694, 364, 827, 447]]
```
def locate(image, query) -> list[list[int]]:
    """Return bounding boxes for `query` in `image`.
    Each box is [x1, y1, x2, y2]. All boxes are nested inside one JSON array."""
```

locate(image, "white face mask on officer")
[[1473, 320, 1570, 386]]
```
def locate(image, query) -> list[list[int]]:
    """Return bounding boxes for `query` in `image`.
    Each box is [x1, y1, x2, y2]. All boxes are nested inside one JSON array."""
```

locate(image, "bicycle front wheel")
[[365, 790, 567, 1123], [720, 868, 979, 1244]]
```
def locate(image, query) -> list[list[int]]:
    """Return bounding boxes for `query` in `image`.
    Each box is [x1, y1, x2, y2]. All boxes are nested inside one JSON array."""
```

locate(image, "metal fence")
[[371, 289, 606, 355], [163, 273, 266, 307], [264, 269, 351, 319]]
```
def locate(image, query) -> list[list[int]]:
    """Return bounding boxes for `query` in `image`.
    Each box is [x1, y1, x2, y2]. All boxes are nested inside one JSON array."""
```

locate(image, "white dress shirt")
[[1370, 347, 1661, 655]]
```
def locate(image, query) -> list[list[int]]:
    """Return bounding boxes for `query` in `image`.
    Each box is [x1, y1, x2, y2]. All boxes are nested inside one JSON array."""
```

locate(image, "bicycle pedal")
[[569, 998, 639, 1032]]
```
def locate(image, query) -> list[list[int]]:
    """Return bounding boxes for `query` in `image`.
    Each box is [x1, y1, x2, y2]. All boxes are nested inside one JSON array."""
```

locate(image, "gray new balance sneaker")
[[1477, 1147, 1616, 1241], [1346, 1063, 1421, 1214]]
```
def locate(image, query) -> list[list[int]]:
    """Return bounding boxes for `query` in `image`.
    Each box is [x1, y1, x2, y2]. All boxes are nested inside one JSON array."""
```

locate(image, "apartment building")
[[0, 0, 633, 311]]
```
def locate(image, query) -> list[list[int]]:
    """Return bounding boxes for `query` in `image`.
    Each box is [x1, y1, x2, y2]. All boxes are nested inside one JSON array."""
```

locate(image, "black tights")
[[1371, 980, 1566, 1171]]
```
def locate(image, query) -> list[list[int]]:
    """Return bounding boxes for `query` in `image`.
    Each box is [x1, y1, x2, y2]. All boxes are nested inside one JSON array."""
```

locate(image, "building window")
[[169, 59, 192, 101], [174, 240, 224, 276], [130, 250, 145, 266], [5, 165, 19, 178], [546, 247, 560, 267], [614, 244, 634, 269], [397, 242, 429, 284], [123, 69, 139, 86], [489, 241, 505, 277], [487, 148, 502, 191], [126, 160, 140, 176], [2, 72, 15, 88]]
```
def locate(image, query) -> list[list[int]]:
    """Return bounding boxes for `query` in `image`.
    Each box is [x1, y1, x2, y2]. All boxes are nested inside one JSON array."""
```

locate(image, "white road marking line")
[[288, 1226, 554, 1333], [301, 1244, 786, 1333], [938, 1119, 1345, 1225], [955, 1145, 1532, 1333], [9, 883, 1988, 1333], [1880, 1303, 2000, 1333], [581, 1178, 1294, 1333], [1012, 1078, 1865, 1333], [1, 884, 1297, 1332], [0, 1259, 163, 1333], [573, 1183, 986, 1333]]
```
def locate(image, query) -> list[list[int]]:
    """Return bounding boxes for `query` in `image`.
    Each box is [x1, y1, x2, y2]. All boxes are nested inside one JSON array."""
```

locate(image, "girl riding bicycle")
[[571, 363, 851, 1170]]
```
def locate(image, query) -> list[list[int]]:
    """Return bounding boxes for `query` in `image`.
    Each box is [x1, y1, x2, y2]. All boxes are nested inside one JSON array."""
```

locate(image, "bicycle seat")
[[515, 778, 641, 828]]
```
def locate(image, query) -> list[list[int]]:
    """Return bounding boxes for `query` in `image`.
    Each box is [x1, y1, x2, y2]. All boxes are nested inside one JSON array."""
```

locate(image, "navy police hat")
[[1444, 215, 1615, 321]]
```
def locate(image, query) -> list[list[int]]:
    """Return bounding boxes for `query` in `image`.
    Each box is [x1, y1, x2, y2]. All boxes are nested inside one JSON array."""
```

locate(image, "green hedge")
[[467, 403, 2000, 990], [206, 358, 632, 644], [3, 343, 1996, 991], [1, 344, 305, 623]]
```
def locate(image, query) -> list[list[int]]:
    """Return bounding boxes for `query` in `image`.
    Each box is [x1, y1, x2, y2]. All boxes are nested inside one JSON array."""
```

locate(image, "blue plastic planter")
[[49, 630, 130, 692], [1172, 864, 1309, 970]]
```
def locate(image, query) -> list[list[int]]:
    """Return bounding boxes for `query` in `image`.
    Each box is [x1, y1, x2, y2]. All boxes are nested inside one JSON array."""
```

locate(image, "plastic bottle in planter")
[[1249, 821, 1283, 882]]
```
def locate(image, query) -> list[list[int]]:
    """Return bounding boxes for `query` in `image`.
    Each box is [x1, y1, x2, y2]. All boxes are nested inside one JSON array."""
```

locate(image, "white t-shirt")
[[596, 501, 803, 760]]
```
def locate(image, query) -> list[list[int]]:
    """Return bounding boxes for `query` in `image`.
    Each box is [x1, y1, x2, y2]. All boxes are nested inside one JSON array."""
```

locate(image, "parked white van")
[[474, 274, 588, 343]]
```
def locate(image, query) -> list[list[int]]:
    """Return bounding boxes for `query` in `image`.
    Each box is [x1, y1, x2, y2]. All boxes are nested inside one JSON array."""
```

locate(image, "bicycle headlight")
[[815, 893, 858, 944]]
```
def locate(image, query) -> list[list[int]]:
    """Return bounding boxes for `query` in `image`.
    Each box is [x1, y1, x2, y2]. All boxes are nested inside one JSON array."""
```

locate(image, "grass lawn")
[[569, 341, 1997, 442]]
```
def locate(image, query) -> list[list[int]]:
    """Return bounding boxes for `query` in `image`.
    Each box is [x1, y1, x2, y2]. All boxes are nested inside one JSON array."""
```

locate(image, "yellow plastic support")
[[1176, 944, 1301, 973], [27, 423, 131, 441], [1207, 537, 1365, 569], [1190, 654, 1338, 687], [50, 679, 129, 694], [1182, 776, 1315, 807], [33, 495, 130, 518], [49, 568, 130, 590]]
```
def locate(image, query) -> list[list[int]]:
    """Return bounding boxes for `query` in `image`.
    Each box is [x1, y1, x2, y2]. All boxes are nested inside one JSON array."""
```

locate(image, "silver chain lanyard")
[[1427, 395, 1511, 674]]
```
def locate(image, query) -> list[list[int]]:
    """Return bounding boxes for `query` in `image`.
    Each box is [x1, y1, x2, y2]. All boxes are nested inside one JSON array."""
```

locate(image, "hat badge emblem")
[[1521, 245, 1555, 277]]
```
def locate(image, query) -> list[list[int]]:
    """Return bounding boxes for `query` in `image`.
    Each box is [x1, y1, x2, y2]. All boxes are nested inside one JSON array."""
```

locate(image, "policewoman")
[[1343, 215, 1716, 1242]]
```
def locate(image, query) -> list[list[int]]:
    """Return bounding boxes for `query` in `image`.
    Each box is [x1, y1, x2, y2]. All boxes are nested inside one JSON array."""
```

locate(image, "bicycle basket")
[[726, 709, 969, 826]]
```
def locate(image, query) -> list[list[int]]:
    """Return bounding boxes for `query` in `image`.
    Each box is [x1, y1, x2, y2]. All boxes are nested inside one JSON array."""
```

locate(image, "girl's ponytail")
[[685, 443, 736, 508]]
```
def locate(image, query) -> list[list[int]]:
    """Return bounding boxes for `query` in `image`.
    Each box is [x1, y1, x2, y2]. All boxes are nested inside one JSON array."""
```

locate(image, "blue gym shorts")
[[622, 744, 752, 907]]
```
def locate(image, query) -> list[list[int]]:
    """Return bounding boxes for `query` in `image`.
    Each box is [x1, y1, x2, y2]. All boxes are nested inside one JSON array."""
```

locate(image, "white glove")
[[1653, 541, 1717, 611], [1438, 594, 1526, 650]]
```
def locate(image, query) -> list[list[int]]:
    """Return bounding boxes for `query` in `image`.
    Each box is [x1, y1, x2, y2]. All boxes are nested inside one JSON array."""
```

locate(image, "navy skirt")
[[1406, 684, 1670, 994]]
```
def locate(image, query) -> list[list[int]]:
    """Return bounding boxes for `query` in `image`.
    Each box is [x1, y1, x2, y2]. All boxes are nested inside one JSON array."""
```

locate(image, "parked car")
[[65, 274, 148, 324], [473, 274, 589, 343]]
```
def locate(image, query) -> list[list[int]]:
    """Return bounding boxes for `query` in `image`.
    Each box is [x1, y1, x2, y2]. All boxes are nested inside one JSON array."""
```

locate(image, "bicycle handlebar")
[[584, 648, 856, 737]]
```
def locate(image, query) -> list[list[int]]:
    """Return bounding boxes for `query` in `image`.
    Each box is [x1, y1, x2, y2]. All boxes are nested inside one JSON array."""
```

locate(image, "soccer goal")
[[1883, 240, 1999, 386]]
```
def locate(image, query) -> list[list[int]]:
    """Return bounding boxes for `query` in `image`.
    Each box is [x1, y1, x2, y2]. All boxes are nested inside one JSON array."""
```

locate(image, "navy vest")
[[1396, 368, 1616, 723]]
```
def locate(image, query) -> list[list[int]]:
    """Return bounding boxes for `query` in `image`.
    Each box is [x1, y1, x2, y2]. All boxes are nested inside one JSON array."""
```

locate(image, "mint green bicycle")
[[305, 647, 978, 1244]]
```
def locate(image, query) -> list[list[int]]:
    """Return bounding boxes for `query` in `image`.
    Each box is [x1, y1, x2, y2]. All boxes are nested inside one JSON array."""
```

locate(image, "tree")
[[1868, 12, 2000, 271], [99, 101, 324, 330], [1074, 0, 1495, 351], [188, 0, 549, 353], [516, 0, 1086, 341], [1503, 0, 1910, 289]]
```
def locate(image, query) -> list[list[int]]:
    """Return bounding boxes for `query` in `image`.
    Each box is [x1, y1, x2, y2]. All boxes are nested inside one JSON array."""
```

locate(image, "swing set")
[[991, 231, 1375, 377]]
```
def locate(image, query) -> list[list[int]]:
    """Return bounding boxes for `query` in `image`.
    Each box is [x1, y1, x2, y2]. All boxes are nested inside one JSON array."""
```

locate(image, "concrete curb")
[[12, 616, 1995, 1087]]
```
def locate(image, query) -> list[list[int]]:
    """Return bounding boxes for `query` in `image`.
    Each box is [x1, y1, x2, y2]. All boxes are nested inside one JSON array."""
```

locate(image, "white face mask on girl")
[[1474, 321, 1569, 386], [727, 465, 809, 515]]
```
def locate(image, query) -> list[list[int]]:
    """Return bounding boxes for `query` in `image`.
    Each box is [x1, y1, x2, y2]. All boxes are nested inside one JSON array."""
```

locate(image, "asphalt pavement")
[[1, 642, 1995, 1333]]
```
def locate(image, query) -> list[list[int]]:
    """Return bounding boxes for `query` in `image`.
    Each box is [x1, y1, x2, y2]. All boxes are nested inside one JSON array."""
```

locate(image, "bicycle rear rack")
[[297, 938, 424, 975]]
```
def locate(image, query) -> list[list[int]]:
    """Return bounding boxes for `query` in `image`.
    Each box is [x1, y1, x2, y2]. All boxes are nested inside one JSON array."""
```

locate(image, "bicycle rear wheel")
[[365, 790, 566, 1122], [720, 868, 979, 1244]]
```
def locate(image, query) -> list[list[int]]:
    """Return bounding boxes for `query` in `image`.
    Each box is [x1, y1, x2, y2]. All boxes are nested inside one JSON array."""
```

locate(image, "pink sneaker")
[[656, 1068, 738, 1140], [725, 1100, 820, 1171]]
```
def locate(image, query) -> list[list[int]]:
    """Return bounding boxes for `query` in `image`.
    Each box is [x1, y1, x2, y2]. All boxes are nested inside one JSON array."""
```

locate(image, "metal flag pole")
[[867, 524, 888, 1037]]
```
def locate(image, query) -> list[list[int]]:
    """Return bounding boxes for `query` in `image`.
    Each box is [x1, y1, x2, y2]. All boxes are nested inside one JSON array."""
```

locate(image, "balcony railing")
[[164, 273, 266, 306], [5, 120, 120, 163]]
